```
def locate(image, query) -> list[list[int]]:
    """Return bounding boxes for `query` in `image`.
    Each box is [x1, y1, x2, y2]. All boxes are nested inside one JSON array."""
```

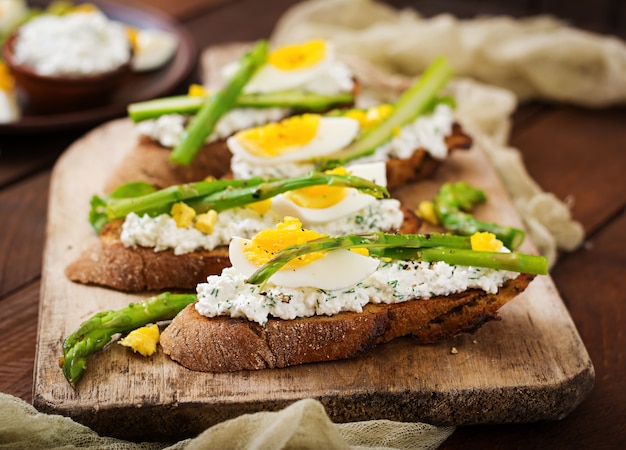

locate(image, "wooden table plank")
[[0, 172, 50, 297], [0, 283, 39, 403]]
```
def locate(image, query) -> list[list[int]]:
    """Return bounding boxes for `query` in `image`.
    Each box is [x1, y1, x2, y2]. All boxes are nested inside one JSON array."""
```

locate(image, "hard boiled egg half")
[[127, 27, 178, 72], [271, 162, 387, 225], [229, 217, 379, 290], [227, 113, 359, 165], [241, 39, 334, 93]]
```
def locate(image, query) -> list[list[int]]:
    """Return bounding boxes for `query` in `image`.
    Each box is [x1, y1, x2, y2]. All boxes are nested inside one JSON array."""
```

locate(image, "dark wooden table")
[[1, 1, 624, 448]]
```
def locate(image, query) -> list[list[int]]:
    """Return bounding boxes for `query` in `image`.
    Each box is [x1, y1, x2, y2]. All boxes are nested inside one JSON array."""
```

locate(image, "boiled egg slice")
[[242, 39, 333, 93], [229, 217, 379, 290], [227, 113, 359, 164], [127, 27, 178, 72], [0, 62, 19, 123], [271, 162, 387, 225]]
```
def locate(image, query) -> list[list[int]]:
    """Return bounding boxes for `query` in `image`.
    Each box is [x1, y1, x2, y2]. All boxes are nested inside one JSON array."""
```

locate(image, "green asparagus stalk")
[[103, 177, 267, 224], [246, 232, 548, 288], [93, 172, 389, 232], [169, 40, 269, 166], [127, 90, 355, 122], [60, 292, 196, 389], [186, 172, 389, 214], [315, 56, 454, 169], [247, 232, 471, 287], [433, 181, 526, 250]]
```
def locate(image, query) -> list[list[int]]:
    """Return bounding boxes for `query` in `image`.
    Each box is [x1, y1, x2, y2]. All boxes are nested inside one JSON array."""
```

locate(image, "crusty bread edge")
[[160, 273, 535, 373]]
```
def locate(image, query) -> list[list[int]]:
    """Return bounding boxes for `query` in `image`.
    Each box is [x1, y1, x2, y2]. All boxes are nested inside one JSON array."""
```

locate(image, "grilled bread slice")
[[104, 121, 471, 192], [160, 273, 534, 372], [104, 137, 233, 193], [65, 207, 421, 292]]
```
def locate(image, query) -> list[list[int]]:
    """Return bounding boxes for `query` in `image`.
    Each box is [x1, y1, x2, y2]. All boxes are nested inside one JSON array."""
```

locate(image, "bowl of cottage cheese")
[[2, 9, 132, 114]]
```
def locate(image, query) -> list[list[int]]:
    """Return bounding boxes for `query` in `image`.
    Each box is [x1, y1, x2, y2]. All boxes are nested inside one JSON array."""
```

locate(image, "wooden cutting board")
[[33, 118, 594, 442]]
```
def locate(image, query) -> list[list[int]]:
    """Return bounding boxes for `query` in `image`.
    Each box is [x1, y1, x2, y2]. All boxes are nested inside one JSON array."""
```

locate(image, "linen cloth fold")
[[0, 392, 453, 450]]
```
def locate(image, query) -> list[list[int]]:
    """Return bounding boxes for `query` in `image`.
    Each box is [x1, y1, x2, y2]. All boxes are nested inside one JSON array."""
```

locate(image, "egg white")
[[242, 42, 334, 93], [270, 162, 387, 225], [131, 29, 178, 72], [226, 116, 359, 165], [229, 236, 379, 290]]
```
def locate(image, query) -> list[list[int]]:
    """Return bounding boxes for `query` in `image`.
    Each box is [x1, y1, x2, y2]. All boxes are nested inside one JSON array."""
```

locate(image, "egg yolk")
[[242, 217, 326, 270], [283, 167, 349, 209], [344, 104, 393, 130], [268, 39, 327, 71], [118, 324, 160, 357], [0, 62, 15, 92], [188, 83, 209, 97], [470, 232, 503, 252], [235, 114, 321, 158]]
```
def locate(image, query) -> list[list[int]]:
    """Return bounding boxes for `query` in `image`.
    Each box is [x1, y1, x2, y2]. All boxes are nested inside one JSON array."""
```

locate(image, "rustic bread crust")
[[160, 273, 535, 372], [104, 138, 233, 193], [105, 123, 471, 192], [385, 123, 473, 189], [65, 208, 421, 292]]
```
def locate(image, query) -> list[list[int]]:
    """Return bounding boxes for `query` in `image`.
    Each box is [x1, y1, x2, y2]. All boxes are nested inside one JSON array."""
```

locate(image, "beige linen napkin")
[[267, 0, 626, 264], [0, 392, 453, 450]]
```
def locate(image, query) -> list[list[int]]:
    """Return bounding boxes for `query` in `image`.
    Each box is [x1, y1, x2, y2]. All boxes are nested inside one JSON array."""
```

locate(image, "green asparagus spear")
[[60, 292, 196, 388], [169, 40, 269, 166], [127, 90, 355, 122], [315, 56, 454, 169], [186, 172, 389, 214], [92, 172, 389, 232], [433, 181, 526, 250], [246, 232, 548, 288]]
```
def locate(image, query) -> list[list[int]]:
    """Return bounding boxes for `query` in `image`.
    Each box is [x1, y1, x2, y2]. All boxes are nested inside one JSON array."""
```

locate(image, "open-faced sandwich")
[[66, 162, 421, 292], [106, 41, 471, 191], [60, 213, 547, 386], [105, 39, 358, 190]]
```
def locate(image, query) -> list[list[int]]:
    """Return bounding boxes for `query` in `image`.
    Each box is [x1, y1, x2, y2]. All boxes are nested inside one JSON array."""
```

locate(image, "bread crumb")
[[450, 347, 458, 354]]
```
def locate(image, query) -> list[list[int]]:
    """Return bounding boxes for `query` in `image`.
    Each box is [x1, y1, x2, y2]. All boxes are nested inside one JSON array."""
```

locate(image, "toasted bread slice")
[[104, 137, 233, 193], [160, 273, 534, 372], [65, 207, 421, 292], [105, 122, 471, 192], [386, 122, 472, 189]]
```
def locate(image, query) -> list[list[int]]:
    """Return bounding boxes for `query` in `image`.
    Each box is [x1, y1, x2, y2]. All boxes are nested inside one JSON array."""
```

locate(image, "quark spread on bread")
[[195, 218, 518, 326], [135, 107, 290, 148], [120, 163, 404, 255], [135, 39, 353, 148], [229, 103, 455, 179]]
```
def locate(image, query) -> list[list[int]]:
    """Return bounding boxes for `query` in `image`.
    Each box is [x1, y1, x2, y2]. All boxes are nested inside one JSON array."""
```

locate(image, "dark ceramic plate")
[[0, 0, 197, 134]]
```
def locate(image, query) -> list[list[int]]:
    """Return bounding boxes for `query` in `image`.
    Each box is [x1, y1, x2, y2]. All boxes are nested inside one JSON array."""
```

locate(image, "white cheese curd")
[[13, 11, 130, 76], [120, 199, 404, 255], [230, 104, 456, 179], [121, 208, 279, 256], [135, 107, 290, 148], [356, 103, 455, 164], [195, 260, 519, 326], [231, 156, 316, 179]]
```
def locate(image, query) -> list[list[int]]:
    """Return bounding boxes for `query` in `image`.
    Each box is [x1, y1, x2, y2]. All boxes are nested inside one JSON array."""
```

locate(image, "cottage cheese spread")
[[230, 103, 456, 179], [13, 11, 130, 75], [136, 107, 290, 148], [195, 260, 518, 326], [120, 199, 404, 255]]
